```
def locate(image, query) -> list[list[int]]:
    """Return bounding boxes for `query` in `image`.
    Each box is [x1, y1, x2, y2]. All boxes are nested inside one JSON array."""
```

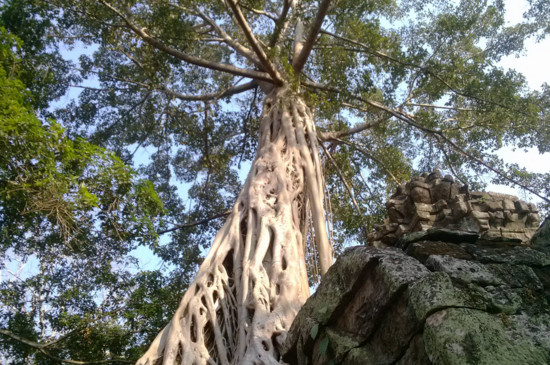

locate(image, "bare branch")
[[225, 0, 284, 85], [158, 210, 232, 235], [292, 0, 333, 74], [405, 103, 476, 111], [97, 0, 275, 83]]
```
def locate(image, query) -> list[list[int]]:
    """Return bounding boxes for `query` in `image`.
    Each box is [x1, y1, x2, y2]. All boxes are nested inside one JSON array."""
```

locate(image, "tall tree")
[[8, 0, 550, 363]]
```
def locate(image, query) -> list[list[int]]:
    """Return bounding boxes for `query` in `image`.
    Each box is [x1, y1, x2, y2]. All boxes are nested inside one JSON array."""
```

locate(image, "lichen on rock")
[[283, 172, 550, 365]]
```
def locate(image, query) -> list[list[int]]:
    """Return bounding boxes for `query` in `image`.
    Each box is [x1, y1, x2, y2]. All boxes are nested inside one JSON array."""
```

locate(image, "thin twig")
[[320, 144, 368, 239], [158, 210, 232, 235]]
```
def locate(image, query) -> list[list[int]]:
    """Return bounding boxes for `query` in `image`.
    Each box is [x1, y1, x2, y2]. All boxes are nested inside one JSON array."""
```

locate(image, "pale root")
[[136, 88, 332, 365]]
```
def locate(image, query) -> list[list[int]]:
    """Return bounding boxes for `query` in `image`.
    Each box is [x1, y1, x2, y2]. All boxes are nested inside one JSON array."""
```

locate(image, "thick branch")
[[98, 0, 275, 83], [158, 210, 231, 235], [192, 8, 262, 68], [269, 0, 292, 47], [225, 0, 283, 85], [292, 0, 333, 74]]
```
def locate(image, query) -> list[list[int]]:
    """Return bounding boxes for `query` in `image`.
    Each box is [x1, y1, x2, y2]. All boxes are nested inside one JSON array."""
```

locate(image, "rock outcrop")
[[368, 170, 540, 247], [282, 173, 550, 365]]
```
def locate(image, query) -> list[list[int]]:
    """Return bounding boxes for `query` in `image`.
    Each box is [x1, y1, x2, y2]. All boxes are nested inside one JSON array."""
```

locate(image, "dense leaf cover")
[[1, 0, 550, 363]]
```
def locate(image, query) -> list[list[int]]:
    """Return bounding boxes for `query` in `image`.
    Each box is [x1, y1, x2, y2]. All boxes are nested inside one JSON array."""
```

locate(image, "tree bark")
[[136, 87, 332, 365]]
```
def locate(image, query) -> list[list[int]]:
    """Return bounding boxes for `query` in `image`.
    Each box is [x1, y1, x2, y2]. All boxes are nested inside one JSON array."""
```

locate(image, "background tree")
[[2, 0, 550, 363], [0, 10, 170, 364]]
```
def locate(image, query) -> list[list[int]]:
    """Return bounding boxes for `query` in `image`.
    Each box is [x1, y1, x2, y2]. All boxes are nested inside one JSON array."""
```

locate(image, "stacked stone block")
[[368, 170, 540, 246]]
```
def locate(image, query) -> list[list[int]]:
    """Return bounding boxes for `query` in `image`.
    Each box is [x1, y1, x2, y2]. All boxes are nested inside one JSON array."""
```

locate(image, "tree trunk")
[[136, 87, 332, 365]]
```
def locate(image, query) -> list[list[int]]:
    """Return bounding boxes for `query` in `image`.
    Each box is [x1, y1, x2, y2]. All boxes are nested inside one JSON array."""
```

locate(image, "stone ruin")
[[368, 170, 540, 247], [281, 171, 550, 365]]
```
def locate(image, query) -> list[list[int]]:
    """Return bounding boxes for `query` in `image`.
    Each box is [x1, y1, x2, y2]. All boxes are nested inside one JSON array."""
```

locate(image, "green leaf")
[[311, 323, 319, 340], [319, 337, 329, 356]]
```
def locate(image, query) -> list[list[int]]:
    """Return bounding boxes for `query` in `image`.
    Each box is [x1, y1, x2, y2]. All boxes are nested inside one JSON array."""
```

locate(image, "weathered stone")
[[462, 244, 550, 267], [515, 200, 531, 213], [406, 241, 472, 263], [282, 247, 430, 362], [343, 346, 377, 365], [448, 183, 459, 200], [407, 272, 485, 320], [483, 200, 503, 212], [414, 202, 433, 213], [396, 334, 433, 365], [385, 222, 399, 232], [430, 181, 451, 202], [457, 215, 482, 233], [427, 170, 442, 181], [410, 180, 432, 190], [476, 234, 523, 247], [502, 199, 516, 210], [425, 255, 502, 286], [433, 199, 447, 213], [488, 264, 544, 291], [504, 211, 519, 222], [472, 210, 490, 220], [526, 213, 540, 228], [286, 173, 550, 365], [480, 285, 523, 314], [451, 199, 469, 218], [527, 203, 538, 213], [410, 186, 431, 204], [423, 308, 550, 364]]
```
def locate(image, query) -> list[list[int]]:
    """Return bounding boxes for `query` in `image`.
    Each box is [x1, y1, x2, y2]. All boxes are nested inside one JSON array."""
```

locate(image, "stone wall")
[[281, 173, 550, 365], [368, 170, 540, 247]]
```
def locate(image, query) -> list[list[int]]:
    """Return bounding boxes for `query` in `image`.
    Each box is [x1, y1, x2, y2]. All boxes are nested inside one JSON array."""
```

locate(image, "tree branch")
[[405, 103, 476, 111], [292, 0, 333, 74], [158, 210, 232, 235], [319, 29, 527, 113], [306, 81, 550, 204], [97, 0, 275, 83], [318, 113, 387, 141], [240, 4, 278, 21], [320, 144, 368, 239], [335, 138, 400, 184], [269, 0, 292, 47], [0, 329, 131, 364], [225, 0, 283, 85], [189, 7, 262, 68], [162, 81, 257, 102]]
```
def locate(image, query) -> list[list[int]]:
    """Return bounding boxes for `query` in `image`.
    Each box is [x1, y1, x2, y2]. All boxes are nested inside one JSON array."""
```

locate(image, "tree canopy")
[[1, 0, 550, 363]]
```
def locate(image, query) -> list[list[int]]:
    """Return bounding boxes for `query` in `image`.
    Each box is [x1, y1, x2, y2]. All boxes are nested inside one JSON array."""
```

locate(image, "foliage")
[[1, 0, 550, 362], [0, 25, 171, 364]]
